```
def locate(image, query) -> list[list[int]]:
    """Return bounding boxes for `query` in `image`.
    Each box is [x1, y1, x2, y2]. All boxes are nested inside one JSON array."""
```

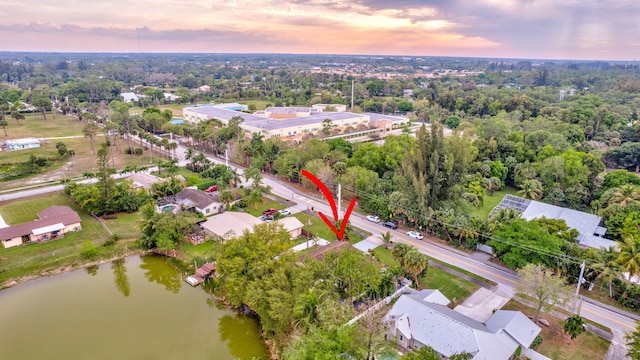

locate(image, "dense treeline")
[[4, 53, 640, 354]]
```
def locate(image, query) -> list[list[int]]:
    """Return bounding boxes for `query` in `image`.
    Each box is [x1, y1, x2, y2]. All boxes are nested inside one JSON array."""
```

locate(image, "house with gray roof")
[[491, 194, 617, 250], [157, 188, 224, 217], [384, 289, 540, 359]]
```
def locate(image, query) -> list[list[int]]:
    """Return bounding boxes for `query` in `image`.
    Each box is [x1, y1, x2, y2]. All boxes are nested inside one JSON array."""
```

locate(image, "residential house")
[[157, 188, 224, 216], [200, 212, 262, 241], [277, 217, 304, 238], [490, 194, 616, 249], [0, 206, 82, 248], [385, 289, 541, 359], [127, 172, 164, 191], [200, 211, 304, 241], [3, 138, 41, 150]]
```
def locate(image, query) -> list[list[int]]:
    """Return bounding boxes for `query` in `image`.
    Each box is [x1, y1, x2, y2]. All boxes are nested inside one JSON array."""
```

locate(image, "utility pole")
[[338, 183, 341, 218], [351, 78, 354, 110], [574, 260, 586, 314]]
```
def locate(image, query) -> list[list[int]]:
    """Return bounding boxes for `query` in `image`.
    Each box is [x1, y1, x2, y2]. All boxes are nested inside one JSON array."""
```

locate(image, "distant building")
[[491, 194, 616, 249], [120, 92, 139, 103], [198, 85, 211, 93], [182, 104, 408, 141], [311, 103, 347, 112], [3, 138, 40, 150], [0, 206, 82, 248]]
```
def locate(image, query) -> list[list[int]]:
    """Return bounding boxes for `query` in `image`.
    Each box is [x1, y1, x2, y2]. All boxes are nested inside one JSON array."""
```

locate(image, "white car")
[[279, 209, 291, 216], [366, 215, 380, 223], [406, 231, 424, 240]]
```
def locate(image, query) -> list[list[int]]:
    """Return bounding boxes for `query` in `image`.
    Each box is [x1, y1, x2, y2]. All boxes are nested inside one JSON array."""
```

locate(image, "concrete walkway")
[[454, 284, 515, 322], [0, 214, 8, 228], [605, 330, 631, 360]]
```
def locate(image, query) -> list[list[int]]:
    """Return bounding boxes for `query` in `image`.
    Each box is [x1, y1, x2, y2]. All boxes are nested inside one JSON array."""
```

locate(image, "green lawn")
[[371, 247, 479, 302], [1, 113, 85, 139], [371, 247, 399, 267], [244, 197, 287, 217], [468, 186, 518, 219], [419, 266, 479, 302], [293, 212, 367, 243], [101, 212, 142, 239], [180, 240, 220, 263], [0, 192, 137, 287]]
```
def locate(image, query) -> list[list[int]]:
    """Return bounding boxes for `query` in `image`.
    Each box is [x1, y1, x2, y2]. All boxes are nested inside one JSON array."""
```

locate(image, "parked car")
[[262, 208, 279, 216], [259, 215, 273, 222], [406, 231, 424, 240], [279, 209, 291, 216], [366, 215, 380, 223], [205, 185, 218, 193], [382, 221, 398, 229]]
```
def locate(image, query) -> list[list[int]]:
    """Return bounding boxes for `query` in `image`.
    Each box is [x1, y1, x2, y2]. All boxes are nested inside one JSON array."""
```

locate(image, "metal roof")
[[485, 310, 541, 347], [32, 223, 65, 236], [384, 291, 538, 359]]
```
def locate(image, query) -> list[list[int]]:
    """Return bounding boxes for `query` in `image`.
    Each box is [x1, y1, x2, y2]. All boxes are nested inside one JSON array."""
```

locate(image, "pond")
[[0, 256, 268, 360]]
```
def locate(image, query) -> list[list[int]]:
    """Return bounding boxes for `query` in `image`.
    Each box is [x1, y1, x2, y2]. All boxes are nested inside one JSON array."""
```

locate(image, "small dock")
[[185, 262, 216, 286]]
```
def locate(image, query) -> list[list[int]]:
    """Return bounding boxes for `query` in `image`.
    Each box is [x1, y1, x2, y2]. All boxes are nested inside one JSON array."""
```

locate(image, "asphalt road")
[[1, 140, 637, 334]]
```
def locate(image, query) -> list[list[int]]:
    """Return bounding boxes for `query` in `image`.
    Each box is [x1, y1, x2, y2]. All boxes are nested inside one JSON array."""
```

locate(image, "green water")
[[0, 256, 268, 360]]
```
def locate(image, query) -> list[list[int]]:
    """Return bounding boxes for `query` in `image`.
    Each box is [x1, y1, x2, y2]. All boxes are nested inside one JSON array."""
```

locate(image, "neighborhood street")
[[1, 140, 638, 336]]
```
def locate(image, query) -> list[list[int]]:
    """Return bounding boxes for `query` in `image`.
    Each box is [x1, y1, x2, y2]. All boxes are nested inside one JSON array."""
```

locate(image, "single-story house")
[[127, 172, 164, 191], [4, 138, 41, 150], [200, 212, 262, 241], [384, 289, 541, 360], [0, 206, 82, 248], [490, 194, 617, 249], [200, 211, 304, 242], [157, 188, 224, 216], [276, 217, 304, 238]]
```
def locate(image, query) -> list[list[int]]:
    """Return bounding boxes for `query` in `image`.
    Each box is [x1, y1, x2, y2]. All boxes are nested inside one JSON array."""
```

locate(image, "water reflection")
[[139, 256, 182, 293], [86, 264, 99, 276], [219, 314, 266, 360], [111, 259, 130, 297]]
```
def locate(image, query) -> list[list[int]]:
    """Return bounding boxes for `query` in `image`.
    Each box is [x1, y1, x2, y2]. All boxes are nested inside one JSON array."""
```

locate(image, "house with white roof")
[[490, 194, 617, 249], [384, 289, 541, 360]]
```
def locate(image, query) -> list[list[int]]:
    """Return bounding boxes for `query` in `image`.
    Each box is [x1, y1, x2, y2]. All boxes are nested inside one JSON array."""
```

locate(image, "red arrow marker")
[[301, 169, 357, 240]]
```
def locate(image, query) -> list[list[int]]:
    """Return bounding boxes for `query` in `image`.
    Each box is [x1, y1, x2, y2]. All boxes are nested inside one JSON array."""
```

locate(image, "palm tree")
[[219, 190, 236, 210], [392, 243, 412, 267], [404, 250, 429, 288], [488, 207, 520, 232], [166, 141, 178, 160], [618, 236, 640, 281], [518, 179, 543, 200], [591, 247, 622, 298], [378, 231, 393, 249], [608, 184, 640, 207], [293, 288, 323, 331]]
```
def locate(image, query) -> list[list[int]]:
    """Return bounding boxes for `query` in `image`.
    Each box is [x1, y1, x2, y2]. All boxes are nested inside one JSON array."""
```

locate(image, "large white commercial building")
[[182, 104, 408, 141]]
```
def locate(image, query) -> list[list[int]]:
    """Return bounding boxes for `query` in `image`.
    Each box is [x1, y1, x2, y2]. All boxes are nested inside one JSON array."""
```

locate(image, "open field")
[[293, 211, 367, 243], [502, 299, 610, 360], [1, 113, 84, 139], [0, 192, 142, 285]]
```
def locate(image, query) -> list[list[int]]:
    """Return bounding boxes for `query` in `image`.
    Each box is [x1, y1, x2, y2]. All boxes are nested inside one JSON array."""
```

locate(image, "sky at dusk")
[[1, 0, 639, 60]]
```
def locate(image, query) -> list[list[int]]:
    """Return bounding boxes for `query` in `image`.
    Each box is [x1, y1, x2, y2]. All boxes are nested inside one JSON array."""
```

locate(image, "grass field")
[[293, 212, 366, 243], [371, 247, 480, 302], [469, 186, 519, 219], [1, 113, 84, 139], [0, 191, 143, 285], [502, 299, 610, 360]]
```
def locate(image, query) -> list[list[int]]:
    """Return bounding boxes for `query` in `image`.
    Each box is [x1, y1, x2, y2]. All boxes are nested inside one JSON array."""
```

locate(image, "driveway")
[[454, 284, 515, 322]]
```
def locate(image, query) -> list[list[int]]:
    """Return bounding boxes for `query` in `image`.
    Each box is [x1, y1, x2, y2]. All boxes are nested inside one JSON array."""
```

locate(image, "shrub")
[[81, 240, 98, 259]]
